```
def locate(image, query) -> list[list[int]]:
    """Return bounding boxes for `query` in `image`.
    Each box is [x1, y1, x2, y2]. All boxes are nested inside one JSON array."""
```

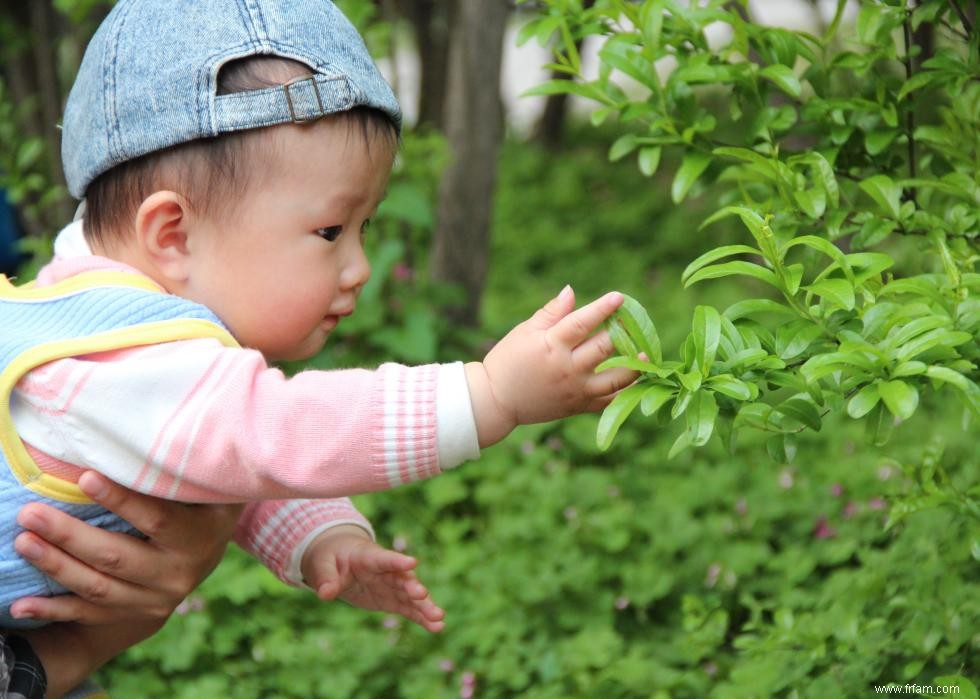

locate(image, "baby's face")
[[186, 119, 394, 360]]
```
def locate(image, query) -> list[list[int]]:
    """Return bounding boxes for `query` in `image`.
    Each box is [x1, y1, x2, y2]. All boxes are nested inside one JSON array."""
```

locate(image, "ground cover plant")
[[3, 0, 976, 696]]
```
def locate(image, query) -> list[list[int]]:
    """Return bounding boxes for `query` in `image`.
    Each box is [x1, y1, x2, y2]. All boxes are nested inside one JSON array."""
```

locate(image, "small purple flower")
[[460, 672, 476, 699], [868, 496, 887, 511], [521, 440, 535, 455], [438, 658, 455, 673], [813, 516, 837, 539], [830, 483, 843, 498], [877, 464, 895, 481], [563, 506, 578, 521], [176, 596, 204, 615], [393, 263, 413, 281], [383, 615, 401, 629], [393, 536, 408, 553], [842, 501, 861, 520], [546, 436, 564, 451], [735, 498, 748, 516], [778, 468, 794, 489], [705, 563, 722, 588], [614, 595, 630, 610], [703, 661, 718, 677]]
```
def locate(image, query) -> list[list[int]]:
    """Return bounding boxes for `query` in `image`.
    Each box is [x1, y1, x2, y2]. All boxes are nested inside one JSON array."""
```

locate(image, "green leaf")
[[641, 0, 666, 49], [614, 295, 662, 364], [16, 138, 45, 171], [894, 328, 972, 362], [793, 188, 826, 219], [595, 356, 663, 374], [522, 79, 603, 101], [640, 384, 676, 416], [686, 391, 718, 446], [796, 152, 839, 207], [892, 360, 926, 377], [774, 396, 823, 431], [783, 235, 852, 282], [933, 676, 978, 699], [859, 174, 902, 218], [852, 218, 897, 249], [671, 152, 712, 203], [806, 278, 855, 310], [776, 323, 824, 361], [682, 245, 762, 284], [878, 380, 919, 420], [667, 430, 693, 459], [606, 314, 639, 358], [864, 129, 897, 156], [847, 383, 881, 418], [684, 261, 779, 289], [677, 370, 702, 393], [925, 366, 980, 419], [759, 64, 802, 97], [609, 134, 638, 162], [638, 146, 662, 177], [596, 384, 647, 450], [882, 317, 951, 354], [707, 374, 754, 401], [692, 305, 721, 376], [766, 433, 797, 464], [801, 351, 876, 381], [723, 299, 798, 321], [866, 402, 894, 446]]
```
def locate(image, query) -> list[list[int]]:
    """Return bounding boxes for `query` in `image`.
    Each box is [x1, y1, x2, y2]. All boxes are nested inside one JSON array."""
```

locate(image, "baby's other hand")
[[465, 286, 639, 447], [300, 525, 445, 633]]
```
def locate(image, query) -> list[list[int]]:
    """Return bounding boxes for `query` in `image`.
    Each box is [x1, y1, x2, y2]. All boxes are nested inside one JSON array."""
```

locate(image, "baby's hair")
[[83, 56, 398, 248]]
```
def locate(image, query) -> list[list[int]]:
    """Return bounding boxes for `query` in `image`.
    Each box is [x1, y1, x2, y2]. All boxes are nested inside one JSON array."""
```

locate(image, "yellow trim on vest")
[[0, 270, 162, 299], [0, 275, 238, 503]]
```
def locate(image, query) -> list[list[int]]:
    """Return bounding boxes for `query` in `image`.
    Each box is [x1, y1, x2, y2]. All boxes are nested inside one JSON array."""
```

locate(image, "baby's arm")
[[465, 286, 636, 447], [299, 525, 445, 633]]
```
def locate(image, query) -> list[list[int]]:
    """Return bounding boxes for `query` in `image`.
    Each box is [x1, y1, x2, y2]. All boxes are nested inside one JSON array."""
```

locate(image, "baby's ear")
[[134, 191, 194, 283]]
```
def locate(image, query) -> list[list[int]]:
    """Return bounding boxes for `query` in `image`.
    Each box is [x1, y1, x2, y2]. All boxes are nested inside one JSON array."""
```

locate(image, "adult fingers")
[[11, 530, 160, 618], [16, 502, 172, 588], [78, 472, 241, 548], [9, 592, 140, 626], [548, 291, 624, 348]]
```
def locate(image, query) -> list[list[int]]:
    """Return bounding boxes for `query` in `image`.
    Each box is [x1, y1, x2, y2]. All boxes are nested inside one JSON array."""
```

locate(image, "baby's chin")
[[261, 335, 329, 363]]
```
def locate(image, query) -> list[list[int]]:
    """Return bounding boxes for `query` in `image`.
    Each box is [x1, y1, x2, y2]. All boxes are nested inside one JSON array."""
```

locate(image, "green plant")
[[522, 1, 977, 494]]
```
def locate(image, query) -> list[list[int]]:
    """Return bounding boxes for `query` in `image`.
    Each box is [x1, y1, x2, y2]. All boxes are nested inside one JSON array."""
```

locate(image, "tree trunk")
[[399, 0, 452, 131], [431, 0, 508, 327], [531, 0, 592, 148]]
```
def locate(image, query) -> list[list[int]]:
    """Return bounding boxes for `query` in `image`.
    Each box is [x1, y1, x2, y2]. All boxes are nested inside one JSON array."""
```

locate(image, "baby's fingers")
[[586, 367, 640, 399], [550, 292, 624, 348]]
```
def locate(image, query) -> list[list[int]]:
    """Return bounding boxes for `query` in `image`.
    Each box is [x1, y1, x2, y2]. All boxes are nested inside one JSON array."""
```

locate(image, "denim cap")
[[62, 0, 401, 199]]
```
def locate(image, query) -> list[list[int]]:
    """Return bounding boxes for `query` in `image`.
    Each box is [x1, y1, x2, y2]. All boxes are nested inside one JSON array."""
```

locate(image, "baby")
[[0, 0, 635, 696]]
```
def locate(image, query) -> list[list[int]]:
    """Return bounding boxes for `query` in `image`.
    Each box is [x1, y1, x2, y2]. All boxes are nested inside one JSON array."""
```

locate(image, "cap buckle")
[[283, 75, 325, 124]]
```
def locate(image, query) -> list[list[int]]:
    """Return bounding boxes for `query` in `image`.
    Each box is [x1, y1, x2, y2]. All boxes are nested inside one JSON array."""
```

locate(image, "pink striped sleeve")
[[235, 498, 373, 585], [40, 342, 444, 502]]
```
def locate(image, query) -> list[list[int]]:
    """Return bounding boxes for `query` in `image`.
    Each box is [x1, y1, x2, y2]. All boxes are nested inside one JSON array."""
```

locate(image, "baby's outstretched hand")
[[465, 286, 639, 447], [300, 526, 445, 633]]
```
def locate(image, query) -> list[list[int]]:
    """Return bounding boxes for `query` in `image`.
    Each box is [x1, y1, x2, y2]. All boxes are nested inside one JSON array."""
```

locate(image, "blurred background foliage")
[[1, 0, 977, 697]]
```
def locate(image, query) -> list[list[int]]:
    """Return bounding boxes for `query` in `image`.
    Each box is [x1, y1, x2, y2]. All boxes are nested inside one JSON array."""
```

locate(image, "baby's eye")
[[315, 226, 343, 242]]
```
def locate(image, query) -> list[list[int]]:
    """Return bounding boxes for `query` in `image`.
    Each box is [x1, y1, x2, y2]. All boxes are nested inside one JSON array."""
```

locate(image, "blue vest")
[[0, 271, 235, 626]]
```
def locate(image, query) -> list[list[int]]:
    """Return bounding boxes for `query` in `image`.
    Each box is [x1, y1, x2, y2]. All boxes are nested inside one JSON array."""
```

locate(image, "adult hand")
[[10, 471, 242, 625]]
